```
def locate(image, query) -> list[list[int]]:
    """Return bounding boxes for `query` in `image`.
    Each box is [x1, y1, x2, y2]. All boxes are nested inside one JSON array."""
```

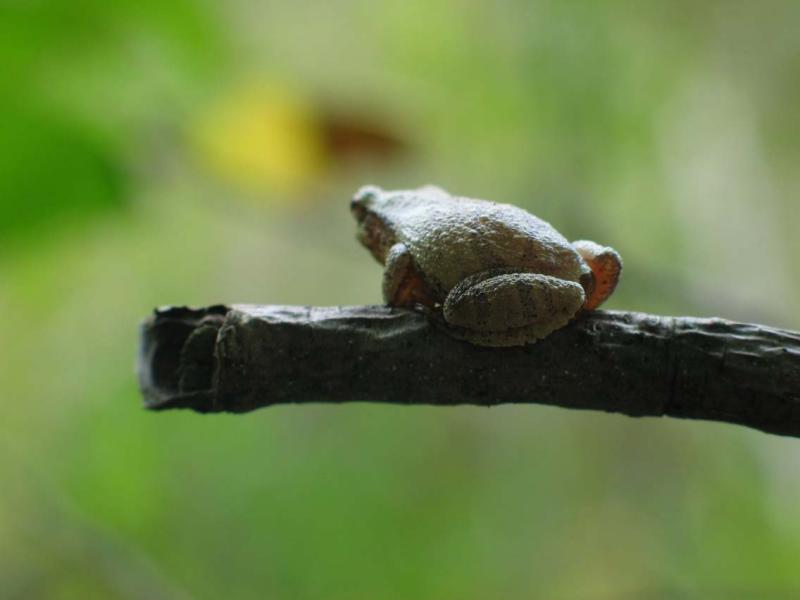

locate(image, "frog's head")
[[350, 185, 400, 263], [351, 184, 451, 263]]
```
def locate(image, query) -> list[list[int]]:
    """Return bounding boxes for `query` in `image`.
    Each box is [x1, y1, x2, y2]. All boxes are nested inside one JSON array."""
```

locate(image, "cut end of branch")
[[137, 305, 229, 411]]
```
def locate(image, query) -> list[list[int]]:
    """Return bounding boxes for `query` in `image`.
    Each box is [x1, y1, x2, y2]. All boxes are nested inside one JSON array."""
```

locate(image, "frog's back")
[[397, 195, 584, 293]]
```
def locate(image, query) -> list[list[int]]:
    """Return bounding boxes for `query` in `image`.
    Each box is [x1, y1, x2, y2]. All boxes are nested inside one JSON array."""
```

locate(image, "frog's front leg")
[[382, 243, 436, 308], [442, 269, 586, 346]]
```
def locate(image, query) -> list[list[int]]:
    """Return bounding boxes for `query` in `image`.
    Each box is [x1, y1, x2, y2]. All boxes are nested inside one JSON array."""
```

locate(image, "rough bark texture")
[[138, 304, 800, 438]]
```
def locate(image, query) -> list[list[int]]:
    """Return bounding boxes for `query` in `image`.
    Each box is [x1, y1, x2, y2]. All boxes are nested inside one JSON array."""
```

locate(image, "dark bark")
[[137, 304, 800, 438]]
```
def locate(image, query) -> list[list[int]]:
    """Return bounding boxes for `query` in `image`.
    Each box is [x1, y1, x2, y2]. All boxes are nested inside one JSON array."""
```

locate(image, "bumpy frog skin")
[[351, 185, 622, 347]]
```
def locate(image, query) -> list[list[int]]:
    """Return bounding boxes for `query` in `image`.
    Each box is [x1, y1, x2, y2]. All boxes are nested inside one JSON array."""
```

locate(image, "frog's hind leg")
[[442, 269, 585, 346], [382, 243, 437, 308], [572, 240, 622, 310]]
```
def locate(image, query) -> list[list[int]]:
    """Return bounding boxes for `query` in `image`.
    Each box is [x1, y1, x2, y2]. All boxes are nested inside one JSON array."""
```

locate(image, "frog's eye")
[[352, 185, 381, 208]]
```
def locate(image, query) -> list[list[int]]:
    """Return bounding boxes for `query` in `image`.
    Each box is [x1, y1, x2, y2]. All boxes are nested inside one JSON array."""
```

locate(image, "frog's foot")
[[382, 243, 437, 308], [572, 240, 622, 310], [442, 269, 585, 347]]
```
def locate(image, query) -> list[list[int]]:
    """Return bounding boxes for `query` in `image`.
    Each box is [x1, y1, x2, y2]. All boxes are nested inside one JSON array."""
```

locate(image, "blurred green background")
[[2, 1, 800, 598]]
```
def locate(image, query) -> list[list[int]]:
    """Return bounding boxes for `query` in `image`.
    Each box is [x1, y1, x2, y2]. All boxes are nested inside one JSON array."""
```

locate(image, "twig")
[[137, 305, 800, 438]]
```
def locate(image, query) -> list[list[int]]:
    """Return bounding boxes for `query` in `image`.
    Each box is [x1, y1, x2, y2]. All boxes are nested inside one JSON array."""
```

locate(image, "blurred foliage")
[[2, 1, 800, 598], [0, 0, 226, 244], [0, 102, 126, 241]]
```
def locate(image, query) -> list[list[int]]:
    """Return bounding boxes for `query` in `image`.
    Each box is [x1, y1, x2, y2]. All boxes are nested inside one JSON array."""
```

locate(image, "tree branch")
[[137, 305, 800, 438]]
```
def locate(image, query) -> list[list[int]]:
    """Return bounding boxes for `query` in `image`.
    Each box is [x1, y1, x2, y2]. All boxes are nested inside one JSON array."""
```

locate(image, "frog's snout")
[[349, 196, 365, 220]]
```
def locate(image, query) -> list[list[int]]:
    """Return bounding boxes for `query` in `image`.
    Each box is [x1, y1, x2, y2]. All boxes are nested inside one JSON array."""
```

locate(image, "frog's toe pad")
[[572, 240, 622, 310]]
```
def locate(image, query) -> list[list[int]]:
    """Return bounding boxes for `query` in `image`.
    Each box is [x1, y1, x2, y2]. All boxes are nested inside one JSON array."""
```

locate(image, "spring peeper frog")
[[351, 185, 622, 346]]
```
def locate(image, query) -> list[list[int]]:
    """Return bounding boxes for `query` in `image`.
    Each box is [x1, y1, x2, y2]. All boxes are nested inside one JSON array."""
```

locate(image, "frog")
[[350, 185, 622, 347]]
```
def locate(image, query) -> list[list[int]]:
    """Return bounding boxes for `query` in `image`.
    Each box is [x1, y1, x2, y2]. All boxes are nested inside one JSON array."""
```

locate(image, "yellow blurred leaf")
[[193, 83, 326, 195]]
